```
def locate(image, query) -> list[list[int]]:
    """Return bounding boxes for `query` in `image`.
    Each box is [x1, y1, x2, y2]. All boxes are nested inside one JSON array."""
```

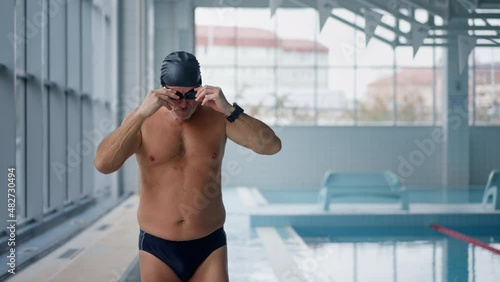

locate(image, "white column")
[[442, 17, 470, 189]]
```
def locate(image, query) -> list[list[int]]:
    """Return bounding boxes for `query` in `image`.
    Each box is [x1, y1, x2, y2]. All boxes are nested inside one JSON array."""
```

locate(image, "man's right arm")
[[93, 87, 179, 174], [93, 109, 145, 174]]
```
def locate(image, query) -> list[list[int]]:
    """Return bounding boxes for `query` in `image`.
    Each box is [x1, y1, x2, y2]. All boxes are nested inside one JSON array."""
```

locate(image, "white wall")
[[470, 127, 500, 185], [223, 126, 500, 189]]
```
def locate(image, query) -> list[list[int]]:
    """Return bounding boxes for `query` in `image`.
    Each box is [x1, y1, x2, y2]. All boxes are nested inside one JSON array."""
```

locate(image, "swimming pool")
[[239, 187, 500, 281], [283, 227, 500, 282]]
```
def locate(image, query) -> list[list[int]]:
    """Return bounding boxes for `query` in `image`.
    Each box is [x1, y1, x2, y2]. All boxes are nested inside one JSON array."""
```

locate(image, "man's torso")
[[135, 106, 227, 241]]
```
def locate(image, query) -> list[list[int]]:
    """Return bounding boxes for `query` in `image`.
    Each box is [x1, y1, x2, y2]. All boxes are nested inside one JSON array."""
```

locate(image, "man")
[[94, 51, 281, 282]]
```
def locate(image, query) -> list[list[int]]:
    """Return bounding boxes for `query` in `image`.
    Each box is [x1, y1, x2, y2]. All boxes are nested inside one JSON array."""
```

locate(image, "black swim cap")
[[160, 51, 202, 87]]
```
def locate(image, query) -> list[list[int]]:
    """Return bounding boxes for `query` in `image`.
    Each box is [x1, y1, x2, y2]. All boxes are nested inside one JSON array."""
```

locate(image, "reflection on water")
[[286, 235, 500, 282]]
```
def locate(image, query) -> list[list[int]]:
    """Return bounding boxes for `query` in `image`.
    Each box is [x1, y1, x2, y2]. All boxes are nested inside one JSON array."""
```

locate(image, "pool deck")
[[239, 188, 500, 236]]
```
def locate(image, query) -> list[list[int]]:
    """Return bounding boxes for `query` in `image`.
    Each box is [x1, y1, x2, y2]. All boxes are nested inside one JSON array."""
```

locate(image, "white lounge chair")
[[482, 170, 500, 210]]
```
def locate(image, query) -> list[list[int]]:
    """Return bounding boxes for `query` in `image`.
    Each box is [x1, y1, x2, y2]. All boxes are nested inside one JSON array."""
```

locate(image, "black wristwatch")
[[226, 103, 244, 122]]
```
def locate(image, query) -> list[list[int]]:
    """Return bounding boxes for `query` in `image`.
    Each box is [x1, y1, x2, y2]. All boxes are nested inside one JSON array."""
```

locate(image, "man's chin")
[[170, 111, 192, 121]]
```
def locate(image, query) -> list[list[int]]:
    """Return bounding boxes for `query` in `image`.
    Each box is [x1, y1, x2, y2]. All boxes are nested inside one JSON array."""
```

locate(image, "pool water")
[[283, 231, 500, 282], [229, 186, 500, 281], [223, 188, 278, 282]]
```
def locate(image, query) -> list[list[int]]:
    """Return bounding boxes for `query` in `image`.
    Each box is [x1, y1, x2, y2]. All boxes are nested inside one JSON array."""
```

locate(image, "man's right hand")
[[137, 87, 179, 118]]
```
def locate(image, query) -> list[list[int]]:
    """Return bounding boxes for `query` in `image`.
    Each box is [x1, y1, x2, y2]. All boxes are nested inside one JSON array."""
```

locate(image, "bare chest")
[[136, 110, 226, 166]]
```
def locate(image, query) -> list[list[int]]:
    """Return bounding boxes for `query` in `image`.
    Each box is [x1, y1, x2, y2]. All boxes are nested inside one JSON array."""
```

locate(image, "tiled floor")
[[8, 196, 139, 282]]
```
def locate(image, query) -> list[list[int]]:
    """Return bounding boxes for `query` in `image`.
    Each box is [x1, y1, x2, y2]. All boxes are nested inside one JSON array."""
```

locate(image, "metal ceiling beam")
[[329, 11, 499, 46], [329, 12, 395, 47], [354, 0, 500, 35], [429, 34, 500, 39], [400, 0, 442, 18], [460, 13, 500, 19], [356, 0, 420, 25], [431, 25, 499, 30], [291, 0, 406, 44], [477, 0, 500, 9], [333, 1, 410, 40], [398, 43, 498, 46]]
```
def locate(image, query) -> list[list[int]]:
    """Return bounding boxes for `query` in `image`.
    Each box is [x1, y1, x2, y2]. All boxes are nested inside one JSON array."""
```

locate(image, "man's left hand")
[[194, 86, 234, 116]]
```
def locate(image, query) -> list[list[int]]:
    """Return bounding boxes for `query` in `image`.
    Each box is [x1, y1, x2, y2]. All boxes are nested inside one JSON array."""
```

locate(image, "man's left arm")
[[224, 108, 281, 155], [195, 86, 282, 155]]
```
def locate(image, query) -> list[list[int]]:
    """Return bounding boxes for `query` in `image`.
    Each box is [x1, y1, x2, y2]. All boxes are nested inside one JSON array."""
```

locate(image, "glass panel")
[[235, 8, 275, 67], [195, 7, 444, 127], [92, 7, 105, 101], [195, 8, 237, 66], [15, 0, 26, 221], [15, 79, 26, 221], [200, 66, 236, 101], [435, 70, 444, 126], [475, 65, 499, 124], [15, 0, 25, 72], [357, 68, 394, 124], [237, 67, 275, 124], [476, 48, 500, 125], [276, 67, 315, 125], [473, 47, 493, 66], [468, 51, 475, 125], [396, 68, 434, 124], [318, 68, 355, 125], [276, 8, 317, 67], [357, 38, 394, 67], [435, 47, 444, 126], [414, 9, 429, 23], [396, 46, 434, 67], [493, 65, 500, 125], [320, 9, 356, 67], [357, 12, 394, 66]]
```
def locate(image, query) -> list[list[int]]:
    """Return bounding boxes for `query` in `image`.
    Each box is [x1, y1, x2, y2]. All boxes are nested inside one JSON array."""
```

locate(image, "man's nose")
[[179, 99, 188, 107]]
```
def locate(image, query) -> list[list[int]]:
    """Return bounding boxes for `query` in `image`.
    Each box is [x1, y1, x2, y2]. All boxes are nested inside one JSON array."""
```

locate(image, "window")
[[15, 0, 27, 221], [277, 67, 315, 125], [237, 66, 274, 123], [8, 0, 112, 227], [472, 47, 500, 125], [357, 68, 393, 124], [318, 68, 355, 125], [395, 68, 434, 125], [194, 6, 462, 126]]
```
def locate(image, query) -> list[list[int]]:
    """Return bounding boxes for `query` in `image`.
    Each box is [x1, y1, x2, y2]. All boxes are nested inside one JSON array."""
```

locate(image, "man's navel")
[[149, 155, 155, 162]]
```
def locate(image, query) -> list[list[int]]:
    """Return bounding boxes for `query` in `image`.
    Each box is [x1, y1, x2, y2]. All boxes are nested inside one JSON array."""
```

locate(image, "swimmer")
[[94, 51, 282, 282]]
